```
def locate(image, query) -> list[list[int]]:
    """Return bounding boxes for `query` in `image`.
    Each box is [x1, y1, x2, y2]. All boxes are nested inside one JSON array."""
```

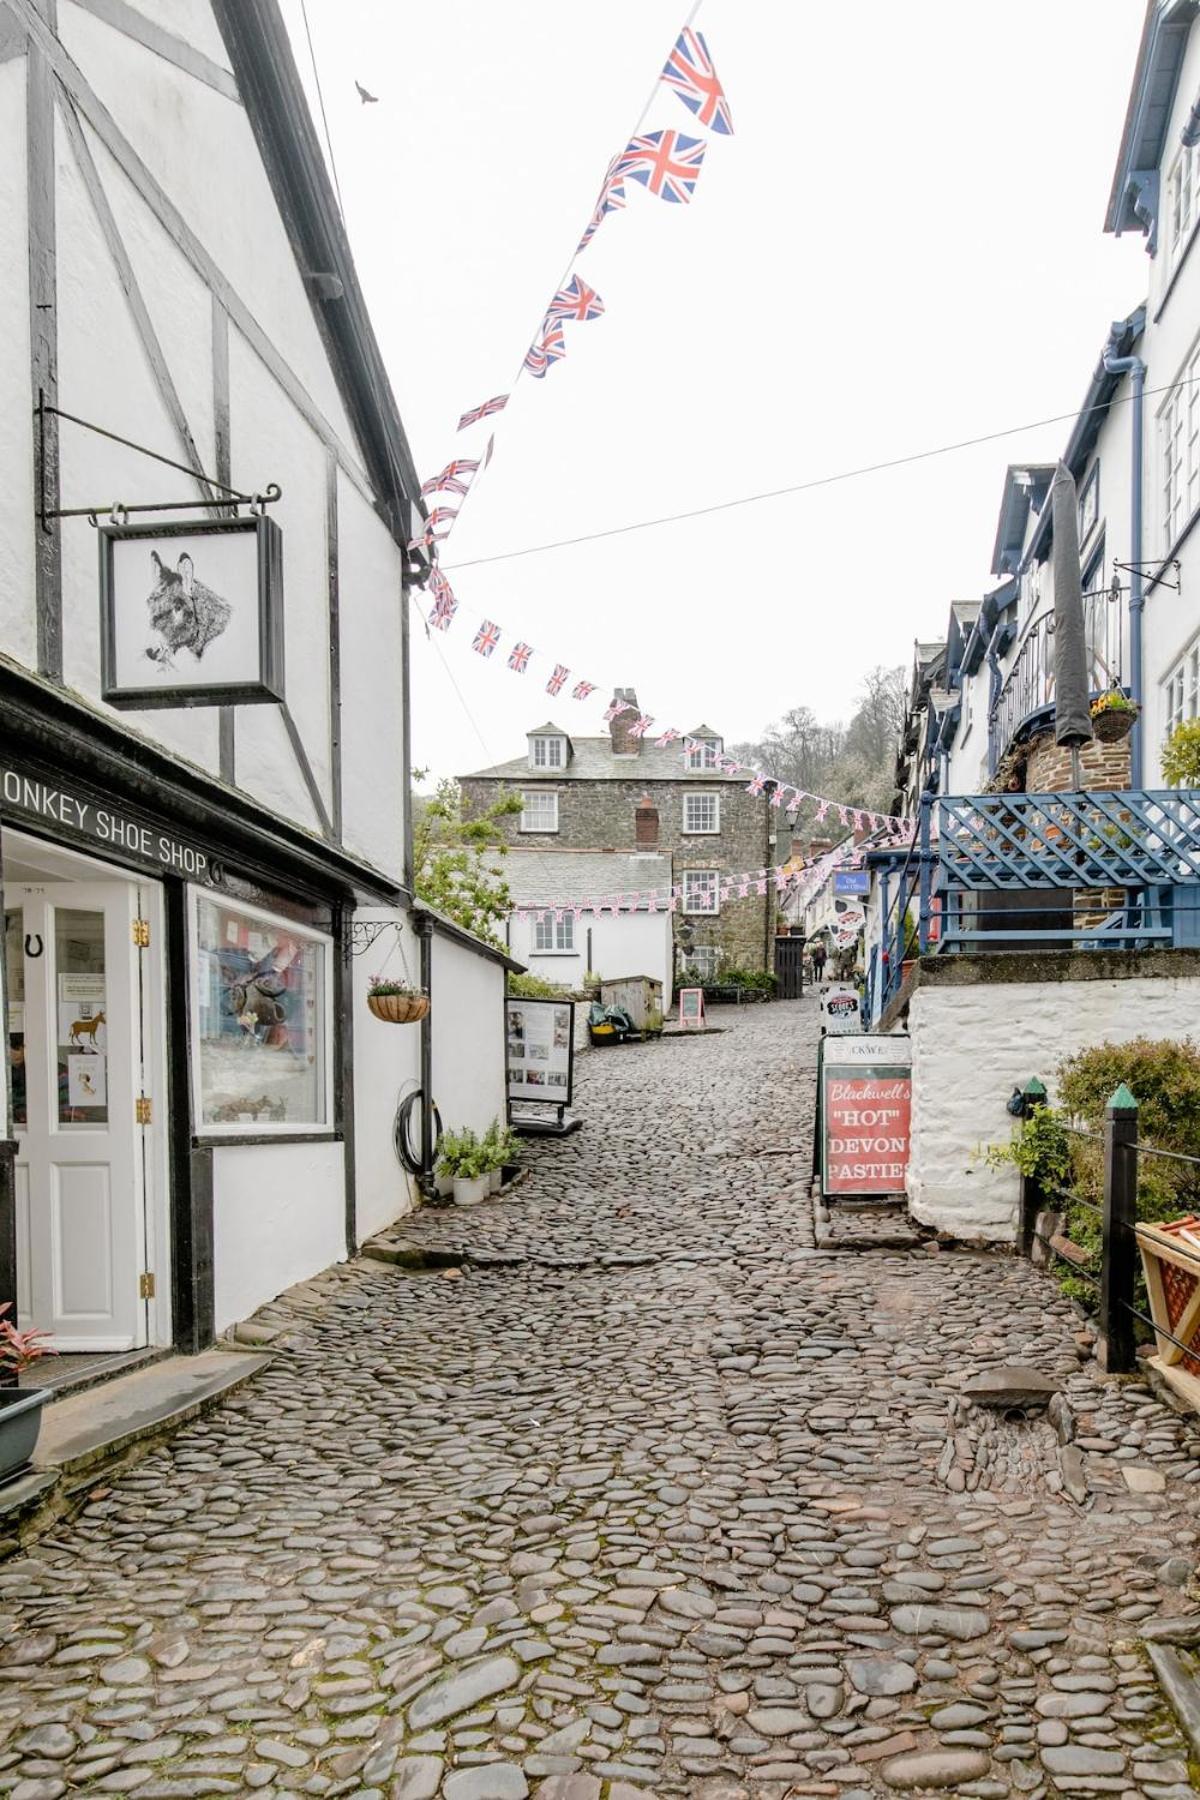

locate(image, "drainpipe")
[[414, 911, 435, 1194], [1102, 339, 1146, 787]]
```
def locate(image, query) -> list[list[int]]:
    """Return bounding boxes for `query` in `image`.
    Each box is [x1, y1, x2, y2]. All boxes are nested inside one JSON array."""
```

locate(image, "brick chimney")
[[635, 794, 659, 846], [609, 687, 640, 756]]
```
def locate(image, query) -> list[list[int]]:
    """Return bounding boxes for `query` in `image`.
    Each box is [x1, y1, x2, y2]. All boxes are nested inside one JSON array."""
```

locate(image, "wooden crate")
[[1136, 1220, 1200, 1412]]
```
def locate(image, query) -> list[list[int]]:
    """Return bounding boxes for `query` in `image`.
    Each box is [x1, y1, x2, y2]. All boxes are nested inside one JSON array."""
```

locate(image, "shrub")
[[508, 971, 570, 999], [1161, 718, 1200, 787]]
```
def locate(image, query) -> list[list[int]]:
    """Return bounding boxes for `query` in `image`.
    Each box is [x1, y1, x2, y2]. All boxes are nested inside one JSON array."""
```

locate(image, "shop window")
[[191, 892, 331, 1132]]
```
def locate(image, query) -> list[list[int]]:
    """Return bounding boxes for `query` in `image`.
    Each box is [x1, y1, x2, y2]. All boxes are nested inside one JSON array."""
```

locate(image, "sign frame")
[[833, 869, 870, 895], [817, 1032, 912, 1200], [99, 513, 285, 710], [678, 986, 705, 1030], [505, 995, 576, 1115]]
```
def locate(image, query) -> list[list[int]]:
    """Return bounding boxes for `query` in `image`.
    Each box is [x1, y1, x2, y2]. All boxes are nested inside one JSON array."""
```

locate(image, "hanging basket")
[[1091, 704, 1137, 744], [368, 992, 430, 1024]]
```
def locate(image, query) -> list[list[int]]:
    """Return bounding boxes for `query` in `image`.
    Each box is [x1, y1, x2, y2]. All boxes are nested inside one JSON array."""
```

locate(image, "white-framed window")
[[520, 791, 559, 832], [683, 869, 720, 914], [189, 890, 332, 1134], [682, 945, 720, 981], [1162, 343, 1200, 550], [1170, 141, 1200, 259], [683, 792, 720, 834], [533, 913, 575, 952], [686, 738, 722, 770], [1164, 637, 1200, 740], [531, 735, 564, 769], [1078, 463, 1099, 545]]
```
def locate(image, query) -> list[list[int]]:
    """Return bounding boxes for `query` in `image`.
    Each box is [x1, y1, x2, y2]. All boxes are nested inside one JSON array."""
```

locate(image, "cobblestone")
[[0, 1001, 1198, 1795]]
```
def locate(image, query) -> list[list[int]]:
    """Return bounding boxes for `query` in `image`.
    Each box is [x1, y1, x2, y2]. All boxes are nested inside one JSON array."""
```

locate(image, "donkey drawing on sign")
[[145, 551, 232, 669]]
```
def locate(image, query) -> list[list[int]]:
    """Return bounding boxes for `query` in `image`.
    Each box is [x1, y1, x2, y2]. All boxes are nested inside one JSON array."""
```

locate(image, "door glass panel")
[[54, 910, 108, 1126], [4, 910, 26, 1129]]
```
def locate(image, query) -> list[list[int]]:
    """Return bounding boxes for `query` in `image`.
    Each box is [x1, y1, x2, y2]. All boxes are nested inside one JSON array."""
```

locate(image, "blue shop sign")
[[833, 870, 870, 895]]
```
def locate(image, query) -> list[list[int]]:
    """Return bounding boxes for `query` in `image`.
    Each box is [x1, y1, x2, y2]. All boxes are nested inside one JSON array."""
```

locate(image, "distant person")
[[810, 942, 827, 983]]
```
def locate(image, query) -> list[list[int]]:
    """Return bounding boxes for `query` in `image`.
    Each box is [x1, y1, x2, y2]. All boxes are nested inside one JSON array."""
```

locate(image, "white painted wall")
[[431, 933, 507, 1139], [908, 968, 1200, 1240], [212, 1138, 346, 1333], [352, 907, 422, 1243], [0, 56, 35, 674], [508, 910, 672, 997]]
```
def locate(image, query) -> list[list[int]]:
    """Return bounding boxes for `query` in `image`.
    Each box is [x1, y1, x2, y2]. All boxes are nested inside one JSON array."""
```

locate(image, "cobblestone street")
[[4, 1001, 1200, 1798]]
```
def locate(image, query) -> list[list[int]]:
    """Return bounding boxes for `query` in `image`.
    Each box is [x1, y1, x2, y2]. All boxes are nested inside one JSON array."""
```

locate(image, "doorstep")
[[0, 1349, 270, 1549]]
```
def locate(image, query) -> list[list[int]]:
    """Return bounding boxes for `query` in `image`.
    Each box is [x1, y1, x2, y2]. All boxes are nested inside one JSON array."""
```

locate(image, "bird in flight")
[[355, 81, 379, 104]]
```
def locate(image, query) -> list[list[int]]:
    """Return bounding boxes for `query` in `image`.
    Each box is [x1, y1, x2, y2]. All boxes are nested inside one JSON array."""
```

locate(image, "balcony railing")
[[987, 588, 1124, 776], [871, 787, 1200, 1023]]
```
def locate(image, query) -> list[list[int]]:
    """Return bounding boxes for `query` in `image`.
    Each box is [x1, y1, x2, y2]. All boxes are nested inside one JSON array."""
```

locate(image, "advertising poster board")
[[820, 983, 861, 1034], [506, 997, 574, 1107], [678, 987, 705, 1030], [818, 1033, 912, 1198]]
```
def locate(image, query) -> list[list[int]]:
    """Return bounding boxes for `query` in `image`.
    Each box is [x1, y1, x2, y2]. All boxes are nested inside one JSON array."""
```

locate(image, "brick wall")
[[460, 772, 775, 973], [1023, 730, 1132, 793]]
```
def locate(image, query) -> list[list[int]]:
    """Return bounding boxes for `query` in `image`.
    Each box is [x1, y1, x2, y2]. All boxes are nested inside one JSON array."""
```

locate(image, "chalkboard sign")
[[678, 987, 705, 1029], [818, 1033, 911, 1198]]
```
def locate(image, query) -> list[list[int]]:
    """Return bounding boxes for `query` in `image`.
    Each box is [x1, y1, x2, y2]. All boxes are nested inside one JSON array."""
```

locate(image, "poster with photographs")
[[99, 514, 284, 709], [506, 997, 574, 1104]]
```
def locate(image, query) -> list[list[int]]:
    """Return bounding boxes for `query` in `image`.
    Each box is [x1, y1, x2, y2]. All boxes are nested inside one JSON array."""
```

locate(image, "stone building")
[[460, 693, 776, 979]]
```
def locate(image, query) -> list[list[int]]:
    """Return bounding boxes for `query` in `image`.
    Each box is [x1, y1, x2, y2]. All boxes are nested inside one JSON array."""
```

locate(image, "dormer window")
[[686, 738, 722, 770], [530, 734, 566, 770]]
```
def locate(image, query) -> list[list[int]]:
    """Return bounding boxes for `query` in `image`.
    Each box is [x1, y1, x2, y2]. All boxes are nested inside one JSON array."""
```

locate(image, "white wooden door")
[[7, 882, 146, 1350]]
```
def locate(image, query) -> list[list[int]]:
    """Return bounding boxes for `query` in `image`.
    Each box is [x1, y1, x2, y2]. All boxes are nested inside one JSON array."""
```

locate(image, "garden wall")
[[906, 949, 1200, 1241]]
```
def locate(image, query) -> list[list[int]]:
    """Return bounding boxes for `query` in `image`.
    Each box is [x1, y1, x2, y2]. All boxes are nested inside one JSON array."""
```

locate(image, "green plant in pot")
[[0, 1305, 55, 1482], [436, 1128, 490, 1206], [481, 1119, 518, 1192], [367, 975, 429, 1025]]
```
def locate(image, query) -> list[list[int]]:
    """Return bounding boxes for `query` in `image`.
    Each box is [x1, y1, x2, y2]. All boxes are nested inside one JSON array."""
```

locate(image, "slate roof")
[[499, 850, 673, 906], [463, 736, 743, 783]]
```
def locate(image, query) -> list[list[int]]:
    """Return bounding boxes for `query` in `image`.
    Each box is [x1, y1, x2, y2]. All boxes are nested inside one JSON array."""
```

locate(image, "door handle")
[[23, 934, 43, 959]]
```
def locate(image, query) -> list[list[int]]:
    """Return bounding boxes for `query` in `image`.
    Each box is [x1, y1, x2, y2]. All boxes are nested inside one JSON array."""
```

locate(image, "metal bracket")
[[36, 394, 281, 532], [348, 920, 399, 957], [1114, 557, 1181, 594]]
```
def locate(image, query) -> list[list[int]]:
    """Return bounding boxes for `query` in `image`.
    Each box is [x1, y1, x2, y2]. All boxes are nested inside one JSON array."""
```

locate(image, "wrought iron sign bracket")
[[347, 920, 400, 957], [1114, 557, 1181, 594], [36, 393, 281, 533]]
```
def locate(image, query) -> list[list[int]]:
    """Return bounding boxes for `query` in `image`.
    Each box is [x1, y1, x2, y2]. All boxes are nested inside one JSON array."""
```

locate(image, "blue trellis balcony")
[[873, 788, 1200, 1021]]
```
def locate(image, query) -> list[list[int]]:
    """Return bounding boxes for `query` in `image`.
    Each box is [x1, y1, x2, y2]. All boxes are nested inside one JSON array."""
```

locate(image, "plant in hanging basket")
[[1089, 689, 1139, 743], [367, 975, 430, 1024]]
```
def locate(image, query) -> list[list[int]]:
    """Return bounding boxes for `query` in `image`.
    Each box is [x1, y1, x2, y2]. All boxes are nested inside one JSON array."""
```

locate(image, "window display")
[[191, 893, 330, 1131]]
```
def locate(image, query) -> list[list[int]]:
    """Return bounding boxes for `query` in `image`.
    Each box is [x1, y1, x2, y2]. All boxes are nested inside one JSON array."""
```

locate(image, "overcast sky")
[[281, 0, 1149, 782]]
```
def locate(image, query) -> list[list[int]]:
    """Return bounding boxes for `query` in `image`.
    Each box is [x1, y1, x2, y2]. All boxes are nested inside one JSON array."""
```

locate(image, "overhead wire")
[[441, 374, 1199, 571], [299, 0, 347, 221]]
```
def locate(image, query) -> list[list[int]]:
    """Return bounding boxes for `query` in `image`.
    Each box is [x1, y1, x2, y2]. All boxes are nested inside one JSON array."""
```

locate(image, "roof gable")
[[1106, 0, 1198, 240]]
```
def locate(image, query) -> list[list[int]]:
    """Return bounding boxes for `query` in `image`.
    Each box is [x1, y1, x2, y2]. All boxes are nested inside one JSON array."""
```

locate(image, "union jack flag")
[[717, 754, 742, 774], [572, 680, 596, 702], [603, 696, 634, 723], [524, 318, 567, 380], [427, 569, 458, 633], [745, 772, 768, 796], [507, 640, 533, 673], [774, 867, 790, 891], [577, 155, 627, 253], [546, 663, 569, 696], [472, 620, 501, 658], [661, 28, 734, 136], [815, 800, 830, 822], [655, 726, 681, 747], [618, 130, 707, 205], [627, 713, 655, 738], [458, 394, 508, 431], [755, 877, 767, 896], [425, 505, 458, 532], [420, 458, 479, 499], [545, 275, 605, 324]]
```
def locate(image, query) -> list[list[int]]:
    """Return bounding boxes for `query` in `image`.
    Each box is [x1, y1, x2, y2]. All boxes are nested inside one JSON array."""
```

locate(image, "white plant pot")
[[434, 1170, 454, 1198], [453, 1174, 489, 1207], [489, 1168, 503, 1193]]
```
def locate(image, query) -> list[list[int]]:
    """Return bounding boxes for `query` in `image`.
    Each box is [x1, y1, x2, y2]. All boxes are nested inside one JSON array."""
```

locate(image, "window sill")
[[682, 829, 721, 837], [528, 951, 577, 958], [518, 828, 560, 835], [194, 1130, 342, 1148]]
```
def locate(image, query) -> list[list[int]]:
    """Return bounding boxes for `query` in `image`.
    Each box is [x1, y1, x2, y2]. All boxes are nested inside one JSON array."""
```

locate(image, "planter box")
[[0, 1388, 49, 1483]]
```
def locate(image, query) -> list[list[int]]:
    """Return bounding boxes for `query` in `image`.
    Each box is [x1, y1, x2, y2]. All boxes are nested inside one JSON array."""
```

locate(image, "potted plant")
[[437, 1128, 489, 1206], [367, 976, 430, 1025], [0, 1306, 55, 1482], [1090, 689, 1139, 744], [481, 1120, 510, 1192]]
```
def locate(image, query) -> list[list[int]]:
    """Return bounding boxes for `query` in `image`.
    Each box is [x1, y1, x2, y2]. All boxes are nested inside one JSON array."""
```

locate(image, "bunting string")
[[416, 1, 729, 543]]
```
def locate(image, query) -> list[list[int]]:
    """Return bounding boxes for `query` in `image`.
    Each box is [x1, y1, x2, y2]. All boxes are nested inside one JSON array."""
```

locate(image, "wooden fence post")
[[1099, 1083, 1139, 1375], [1019, 1170, 1043, 1259]]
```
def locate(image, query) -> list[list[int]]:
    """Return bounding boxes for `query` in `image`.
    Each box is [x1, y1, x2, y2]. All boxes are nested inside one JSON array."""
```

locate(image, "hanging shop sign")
[[506, 997, 575, 1106], [820, 983, 861, 1035], [833, 870, 870, 895], [0, 765, 218, 882], [819, 1033, 912, 1199], [99, 514, 284, 710]]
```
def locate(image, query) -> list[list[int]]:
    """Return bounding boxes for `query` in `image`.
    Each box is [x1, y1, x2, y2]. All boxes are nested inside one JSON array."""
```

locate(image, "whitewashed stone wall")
[[908, 956, 1200, 1241]]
